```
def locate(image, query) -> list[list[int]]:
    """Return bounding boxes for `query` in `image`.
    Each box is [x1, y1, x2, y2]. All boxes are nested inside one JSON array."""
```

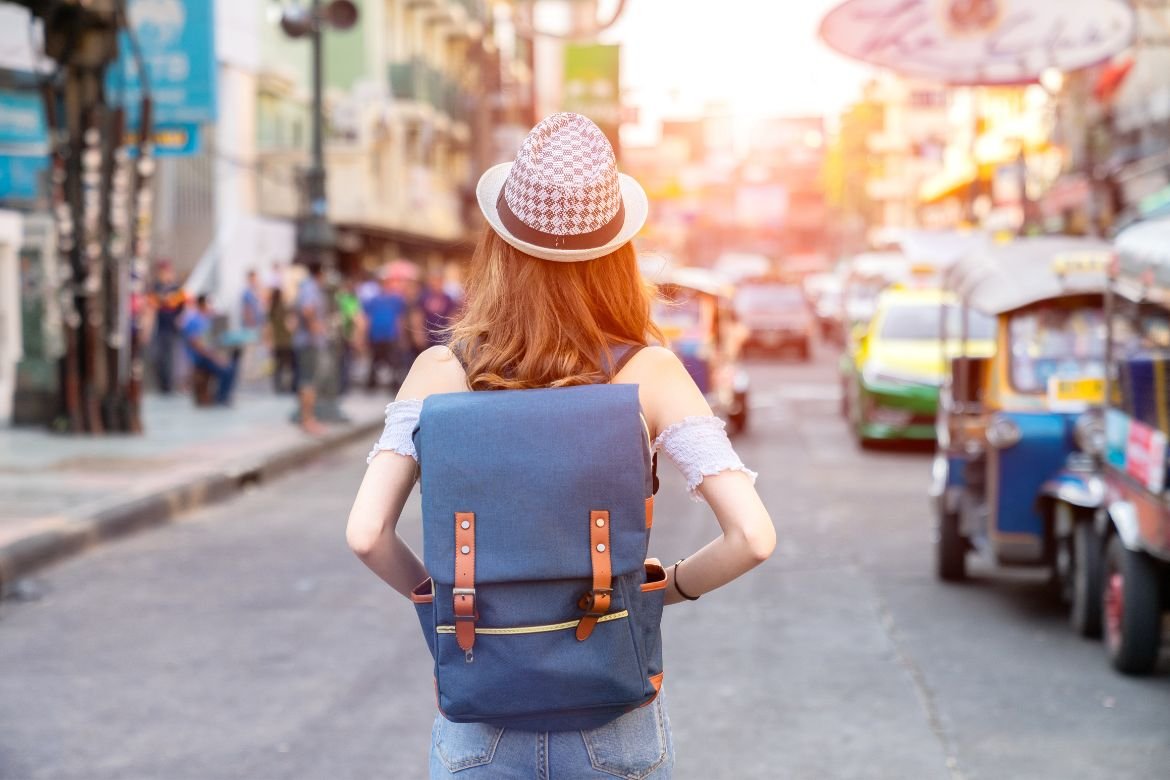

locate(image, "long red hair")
[[447, 228, 663, 390]]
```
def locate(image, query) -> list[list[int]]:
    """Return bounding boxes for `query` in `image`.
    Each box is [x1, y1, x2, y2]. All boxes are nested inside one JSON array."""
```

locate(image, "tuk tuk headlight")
[[1074, 411, 1106, 456], [985, 414, 1021, 449]]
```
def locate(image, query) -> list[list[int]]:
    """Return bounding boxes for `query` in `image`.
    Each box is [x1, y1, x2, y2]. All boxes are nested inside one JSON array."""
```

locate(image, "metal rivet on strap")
[[460, 520, 471, 530], [461, 545, 471, 554], [596, 518, 605, 527], [596, 543, 606, 553]]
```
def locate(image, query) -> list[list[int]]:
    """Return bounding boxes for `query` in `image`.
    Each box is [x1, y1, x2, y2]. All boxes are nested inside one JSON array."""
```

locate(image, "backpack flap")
[[415, 383, 652, 588]]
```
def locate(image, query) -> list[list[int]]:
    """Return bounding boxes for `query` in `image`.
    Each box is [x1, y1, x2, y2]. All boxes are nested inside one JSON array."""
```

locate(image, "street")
[[1, 353, 1167, 780]]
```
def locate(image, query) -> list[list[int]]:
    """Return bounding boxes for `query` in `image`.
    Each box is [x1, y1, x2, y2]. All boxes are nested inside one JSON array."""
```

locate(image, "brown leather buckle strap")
[[577, 510, 613, 641], [454, 512, 477, 654]]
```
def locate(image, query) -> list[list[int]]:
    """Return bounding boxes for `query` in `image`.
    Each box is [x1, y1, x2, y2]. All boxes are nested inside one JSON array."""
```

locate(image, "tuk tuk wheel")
[[1069, 520, 1103, 639], [935, 507, 967, 582], [1102, 535, 1163, 675]]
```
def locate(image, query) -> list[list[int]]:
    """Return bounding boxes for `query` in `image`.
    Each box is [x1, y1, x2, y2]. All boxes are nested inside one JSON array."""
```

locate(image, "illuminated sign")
[[819, 0, 1135, 86]]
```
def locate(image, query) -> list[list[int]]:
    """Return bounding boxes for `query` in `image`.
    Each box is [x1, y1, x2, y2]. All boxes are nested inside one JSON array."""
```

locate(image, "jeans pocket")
[[431, 716, 504, 773], [581, 696, 669, 779]]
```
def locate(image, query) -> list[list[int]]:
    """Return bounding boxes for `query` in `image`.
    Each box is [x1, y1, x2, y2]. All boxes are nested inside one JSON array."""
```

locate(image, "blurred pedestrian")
[[235, 268, 268, 384], [357, 271, 380, 305], [420, 269, 458, 346], [241, 269, 266, 330], [363, 273, 406, 392], [337, 277, 362, 395], [401, 275, 428, 365], [346, 113, 774, 776], [182, 294, 238, 406], [148, 260, 186, 394], [268, 285, 297, 394], [293, 263, 327, 435]]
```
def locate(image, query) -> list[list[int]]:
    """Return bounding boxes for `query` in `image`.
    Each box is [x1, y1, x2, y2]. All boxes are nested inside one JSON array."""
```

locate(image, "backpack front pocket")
[[434, 583, 646, 724]]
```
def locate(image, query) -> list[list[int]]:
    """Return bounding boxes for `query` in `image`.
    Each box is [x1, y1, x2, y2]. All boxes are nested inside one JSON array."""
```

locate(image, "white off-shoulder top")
[[367, 400, 756, 502]]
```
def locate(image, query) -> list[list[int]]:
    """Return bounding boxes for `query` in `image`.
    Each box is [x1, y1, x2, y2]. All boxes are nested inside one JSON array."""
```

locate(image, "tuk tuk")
[[1088, 217, 1170, 674], [651, 267, 750, 434], [931, 238, 1112, 592]]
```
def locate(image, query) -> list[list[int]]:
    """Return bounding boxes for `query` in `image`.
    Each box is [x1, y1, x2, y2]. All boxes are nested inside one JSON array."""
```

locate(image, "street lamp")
[[276, 0, 358, 423]]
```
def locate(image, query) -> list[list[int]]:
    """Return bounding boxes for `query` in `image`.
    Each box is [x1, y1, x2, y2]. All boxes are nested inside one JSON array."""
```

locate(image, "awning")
[[1094, 56, 1135, 103], [920, 163, 977, 204]]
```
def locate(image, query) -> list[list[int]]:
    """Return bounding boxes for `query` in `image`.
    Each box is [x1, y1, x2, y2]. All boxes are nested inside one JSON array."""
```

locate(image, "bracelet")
[[672, 559, 700, 601]]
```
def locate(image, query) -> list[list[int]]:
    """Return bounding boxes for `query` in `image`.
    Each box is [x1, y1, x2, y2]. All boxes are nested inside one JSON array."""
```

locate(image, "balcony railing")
[[389, 60, 470, 123], [389, 61, 422, 102]]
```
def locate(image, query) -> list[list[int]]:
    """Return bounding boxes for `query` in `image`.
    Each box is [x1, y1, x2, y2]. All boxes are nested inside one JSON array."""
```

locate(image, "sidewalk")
[[0, 390, 390, 593]]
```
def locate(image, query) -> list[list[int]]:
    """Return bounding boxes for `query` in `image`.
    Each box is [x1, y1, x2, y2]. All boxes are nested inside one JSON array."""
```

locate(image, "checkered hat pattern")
[[502, 113, 623, 237]]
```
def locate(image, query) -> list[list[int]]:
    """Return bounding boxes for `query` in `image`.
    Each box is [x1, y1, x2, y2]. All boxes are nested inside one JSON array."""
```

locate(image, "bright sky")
[[599, 0, 874, 143]]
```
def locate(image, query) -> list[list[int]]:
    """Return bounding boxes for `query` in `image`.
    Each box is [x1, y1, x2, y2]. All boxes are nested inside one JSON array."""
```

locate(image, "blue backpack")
[[410, 357, 664, 732]]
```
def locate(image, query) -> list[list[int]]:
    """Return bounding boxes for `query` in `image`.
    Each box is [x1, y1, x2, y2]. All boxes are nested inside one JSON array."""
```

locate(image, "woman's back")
[[346, 113, 773, 778]]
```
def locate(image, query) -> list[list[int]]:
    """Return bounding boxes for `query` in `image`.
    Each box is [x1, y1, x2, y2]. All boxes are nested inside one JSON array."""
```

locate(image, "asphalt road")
[[1, 352, 1168, 780]]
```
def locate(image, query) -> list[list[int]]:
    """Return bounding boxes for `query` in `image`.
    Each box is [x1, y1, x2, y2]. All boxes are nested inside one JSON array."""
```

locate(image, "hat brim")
[[476, 162, 649, 262]]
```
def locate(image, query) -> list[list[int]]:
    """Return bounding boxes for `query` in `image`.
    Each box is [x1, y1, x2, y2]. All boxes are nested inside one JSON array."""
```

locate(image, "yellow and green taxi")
[[841, 287, 994, 444]]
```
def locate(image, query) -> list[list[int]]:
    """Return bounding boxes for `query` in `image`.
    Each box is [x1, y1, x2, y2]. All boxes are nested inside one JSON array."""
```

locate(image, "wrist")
[[671, 559, 701, 601]]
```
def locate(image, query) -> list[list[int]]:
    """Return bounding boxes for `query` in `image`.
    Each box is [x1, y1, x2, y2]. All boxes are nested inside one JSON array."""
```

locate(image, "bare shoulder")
[[395, 345, 469, 401], [614, 346, 711, 438]]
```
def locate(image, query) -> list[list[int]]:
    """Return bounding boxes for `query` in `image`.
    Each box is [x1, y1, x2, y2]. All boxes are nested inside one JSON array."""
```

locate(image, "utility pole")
[[7, 0, 152, 433], [278, 0, 357, 424]]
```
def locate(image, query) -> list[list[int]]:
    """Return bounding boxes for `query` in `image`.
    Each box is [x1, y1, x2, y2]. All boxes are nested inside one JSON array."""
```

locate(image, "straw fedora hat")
[[476, 112, 649, 262]]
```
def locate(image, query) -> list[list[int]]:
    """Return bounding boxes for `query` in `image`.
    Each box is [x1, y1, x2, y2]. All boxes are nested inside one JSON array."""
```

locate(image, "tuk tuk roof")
[[1114, 216, 1170, 296], [945, 236, 1111, 315]]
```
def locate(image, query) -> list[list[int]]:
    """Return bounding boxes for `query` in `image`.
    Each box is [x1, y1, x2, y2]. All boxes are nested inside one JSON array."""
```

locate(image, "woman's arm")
[[345, 345, 468, 596], [623, 347, 776, 606]]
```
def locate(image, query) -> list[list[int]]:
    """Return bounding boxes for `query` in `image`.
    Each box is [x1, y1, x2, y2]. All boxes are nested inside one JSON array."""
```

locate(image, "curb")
[[0, 417, 382, 596]]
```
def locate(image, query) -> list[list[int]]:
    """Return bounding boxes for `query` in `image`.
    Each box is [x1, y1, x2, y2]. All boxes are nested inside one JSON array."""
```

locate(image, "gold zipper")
[[436, 610, 629, 636]]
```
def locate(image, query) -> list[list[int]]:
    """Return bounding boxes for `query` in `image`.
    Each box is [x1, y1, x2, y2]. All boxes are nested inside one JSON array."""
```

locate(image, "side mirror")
[[950, 356, 989, 409]]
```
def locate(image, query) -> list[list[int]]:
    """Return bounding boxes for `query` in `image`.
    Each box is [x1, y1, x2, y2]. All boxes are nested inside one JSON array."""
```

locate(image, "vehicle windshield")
[[735, 284, 804, 314], [879, 304, 995, 341], [844, 281, 885, 322], [1008, 304, 1106, 394]]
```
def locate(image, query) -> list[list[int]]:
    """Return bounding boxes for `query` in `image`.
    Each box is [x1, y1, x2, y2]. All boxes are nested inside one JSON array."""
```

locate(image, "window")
[[1110, 300, 1170, 429], [1008, 303, 1106, 394]]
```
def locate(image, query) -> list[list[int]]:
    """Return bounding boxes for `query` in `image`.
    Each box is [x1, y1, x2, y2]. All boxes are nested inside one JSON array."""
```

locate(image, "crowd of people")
[[142, 258, 463, 434]]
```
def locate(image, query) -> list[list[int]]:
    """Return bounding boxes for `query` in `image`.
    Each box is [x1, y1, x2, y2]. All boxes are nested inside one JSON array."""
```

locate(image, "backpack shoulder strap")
[[605, 343, 646, 381], [605, 343, 659, 495]]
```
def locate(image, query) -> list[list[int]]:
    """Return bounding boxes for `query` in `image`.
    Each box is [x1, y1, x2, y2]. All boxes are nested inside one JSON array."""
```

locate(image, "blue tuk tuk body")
[[931, 238, 1111, 586], [1088, 217, 1170, 674]]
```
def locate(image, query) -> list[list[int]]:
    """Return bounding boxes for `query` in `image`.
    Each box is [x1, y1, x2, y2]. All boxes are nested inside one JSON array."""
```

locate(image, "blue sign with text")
[[0, 88, 48, 147], [114, 0, 216, 128], [0, 155, 47, 201]]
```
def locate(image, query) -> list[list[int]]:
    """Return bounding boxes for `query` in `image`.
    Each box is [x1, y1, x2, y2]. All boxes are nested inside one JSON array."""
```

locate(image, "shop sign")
[[0, 154, 47, 200], [819, 0, 1135, 85], [0, 89, 47, 148], [112, 0, 217, 129], [564, 44, 621, 159]]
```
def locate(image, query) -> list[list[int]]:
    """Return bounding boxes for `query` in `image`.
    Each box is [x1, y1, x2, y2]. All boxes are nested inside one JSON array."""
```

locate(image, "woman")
[[267, 285, 297, 394], [346, 113, 774, 777]]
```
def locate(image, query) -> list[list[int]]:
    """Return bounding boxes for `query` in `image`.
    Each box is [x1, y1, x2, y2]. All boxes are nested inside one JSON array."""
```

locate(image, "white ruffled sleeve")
[[653, 416, 757, 502], [366, 399, 423, 464]]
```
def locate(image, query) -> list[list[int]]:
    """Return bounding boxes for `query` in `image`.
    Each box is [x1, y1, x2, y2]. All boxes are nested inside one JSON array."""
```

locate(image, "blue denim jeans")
[[428, 693, 673, 779]]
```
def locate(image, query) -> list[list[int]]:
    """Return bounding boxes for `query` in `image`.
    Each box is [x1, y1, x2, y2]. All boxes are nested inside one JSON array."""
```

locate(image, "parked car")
[[930, 237, 1111, 602], [733, 278, 814, 360]]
